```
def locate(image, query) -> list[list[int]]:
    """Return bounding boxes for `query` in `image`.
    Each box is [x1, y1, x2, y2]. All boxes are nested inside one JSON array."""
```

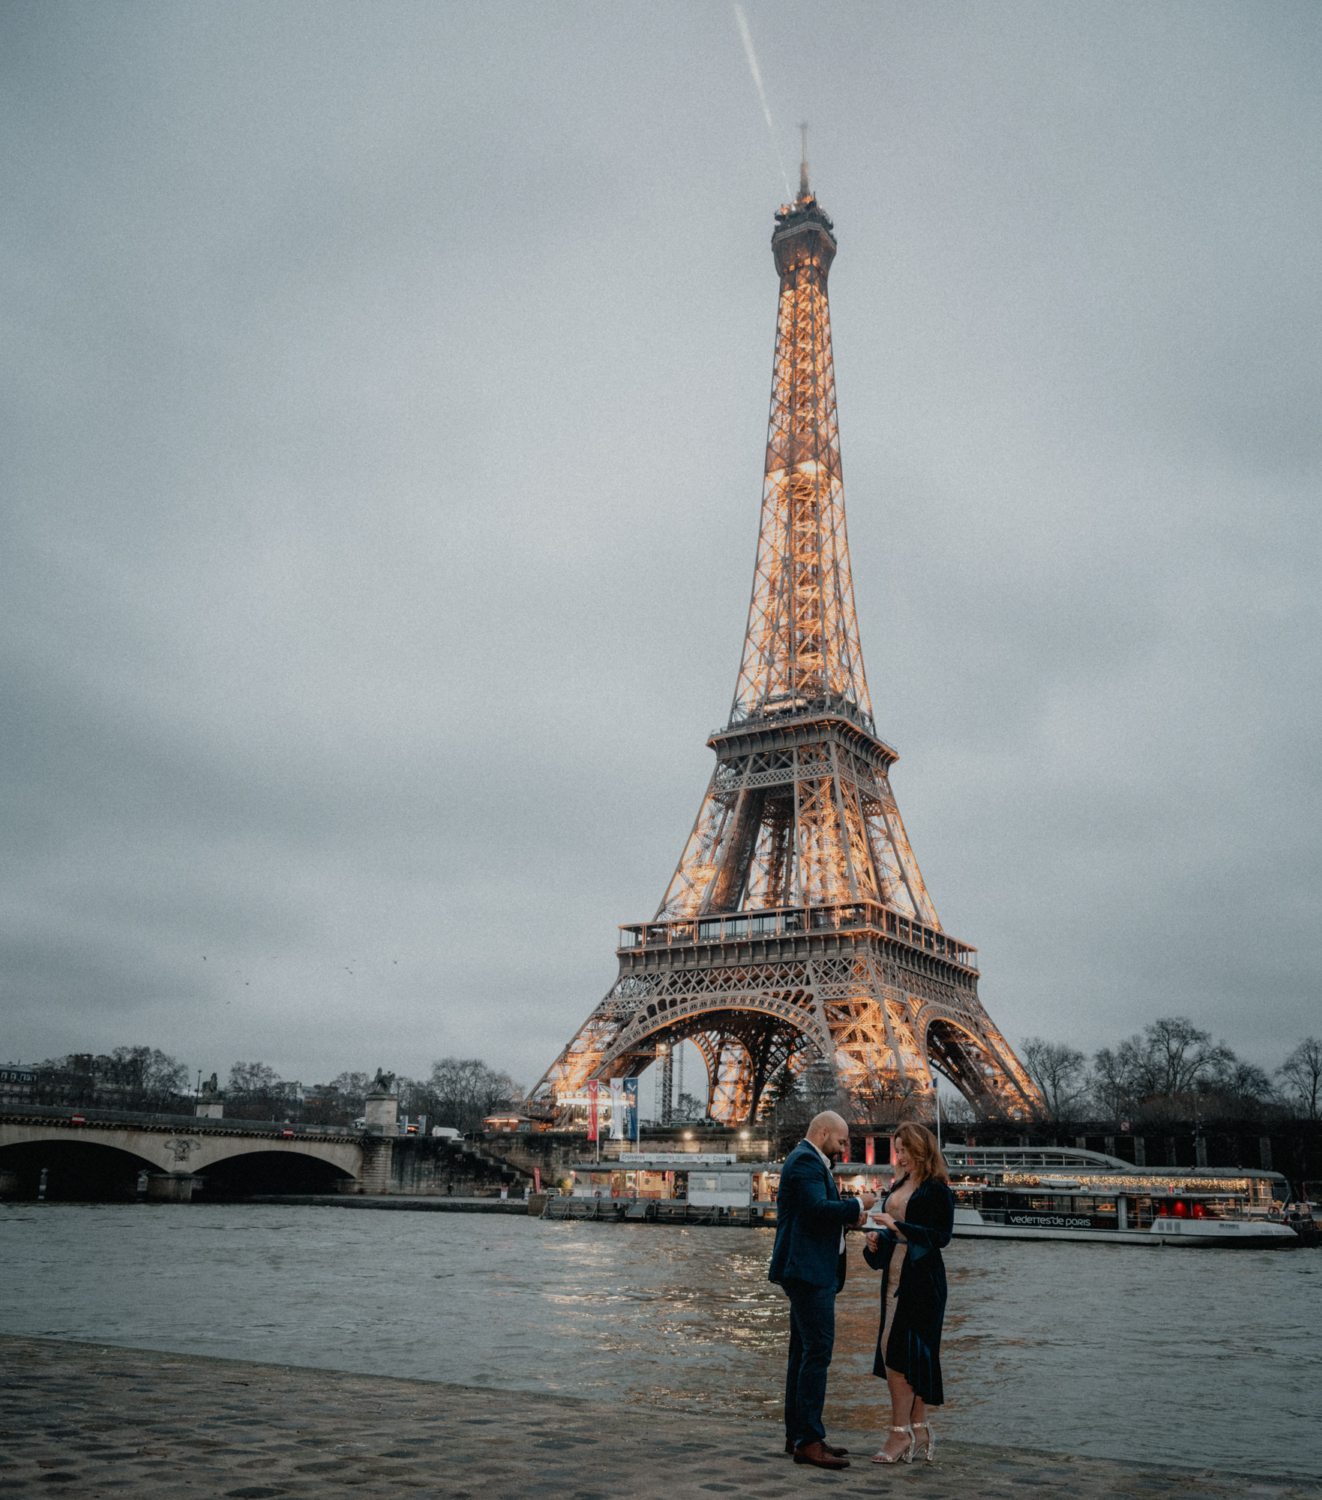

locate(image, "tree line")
[[33, 1021, 1320, 1131], [749, 1020, 1322, 1139], [1020, 1018, 1321, 1125], [219, 1056, 525, 1131], [33, 1049, 524, 1132]]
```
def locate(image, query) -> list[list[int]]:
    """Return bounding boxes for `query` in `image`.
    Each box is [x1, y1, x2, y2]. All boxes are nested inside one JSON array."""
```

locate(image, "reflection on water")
[[1, 1204, 1318, 1474]]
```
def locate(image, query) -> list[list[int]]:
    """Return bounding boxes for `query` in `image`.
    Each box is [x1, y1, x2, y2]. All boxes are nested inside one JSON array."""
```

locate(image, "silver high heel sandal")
[[870, 1425, 915, 1464], [912, 1419, 935, 1461]]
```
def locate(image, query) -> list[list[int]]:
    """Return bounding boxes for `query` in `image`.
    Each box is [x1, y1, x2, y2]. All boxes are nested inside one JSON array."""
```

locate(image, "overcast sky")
[[3, 2, 1319, 1094]]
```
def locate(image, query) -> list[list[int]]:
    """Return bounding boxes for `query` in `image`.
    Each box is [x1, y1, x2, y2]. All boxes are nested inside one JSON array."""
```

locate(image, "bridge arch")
[[0, 1137, 156, 1201], [197, 1148, 355, 1197], [0, 1123, 365, 1199]]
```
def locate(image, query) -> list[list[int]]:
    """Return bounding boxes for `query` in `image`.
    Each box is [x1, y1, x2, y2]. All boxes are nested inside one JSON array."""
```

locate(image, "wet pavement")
[[1, 1335, 1317, 1499]]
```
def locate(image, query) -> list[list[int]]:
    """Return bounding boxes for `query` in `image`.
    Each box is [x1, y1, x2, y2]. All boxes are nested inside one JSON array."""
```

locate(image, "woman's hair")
[[893, 1122, 950, 1184]]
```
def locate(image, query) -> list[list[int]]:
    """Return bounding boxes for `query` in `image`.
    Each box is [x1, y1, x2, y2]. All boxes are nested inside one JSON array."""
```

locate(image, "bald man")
[[768, 1110, 876, 1469]]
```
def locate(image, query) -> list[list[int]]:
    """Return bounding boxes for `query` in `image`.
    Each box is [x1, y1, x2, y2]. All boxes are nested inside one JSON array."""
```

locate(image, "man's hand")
[[854, 1190, 877, 1225]]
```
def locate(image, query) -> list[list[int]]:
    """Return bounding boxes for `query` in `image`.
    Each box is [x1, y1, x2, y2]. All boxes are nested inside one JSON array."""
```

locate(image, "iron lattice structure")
[[531, 174, 1043, 1126]]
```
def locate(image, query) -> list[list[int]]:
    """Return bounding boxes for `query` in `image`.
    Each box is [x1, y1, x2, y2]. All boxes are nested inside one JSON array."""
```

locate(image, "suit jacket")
[[768, 1140, 863, 1290]]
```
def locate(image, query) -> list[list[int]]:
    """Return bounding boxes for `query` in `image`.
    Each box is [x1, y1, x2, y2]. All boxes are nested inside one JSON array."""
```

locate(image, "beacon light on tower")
[[531, 152, 1043, 1127]]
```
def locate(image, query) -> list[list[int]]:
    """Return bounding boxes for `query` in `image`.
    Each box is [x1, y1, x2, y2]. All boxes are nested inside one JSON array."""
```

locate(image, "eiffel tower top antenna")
[[798, 121, 810, 198]]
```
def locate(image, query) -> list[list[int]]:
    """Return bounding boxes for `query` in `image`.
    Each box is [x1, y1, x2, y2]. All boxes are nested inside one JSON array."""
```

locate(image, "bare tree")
[[1089, 1044, 1135, 1119], [227, 1061, 283, 1096], [1206, 1057, 1275, 1112], [801, 1057, 848, 1118], [1021, 1038, 1087, 1120], [324, 1071, 371, 1104], [1280, 1037, 1322, 1121], [939, 1091, 978, 1125], [674, 1090, 705, 1123], [850, 1070, 926, 1126], [1139, 1017, 1233, 1097], [1089, 1017, 1237, 1116], [427, 1057, 522, 1134]]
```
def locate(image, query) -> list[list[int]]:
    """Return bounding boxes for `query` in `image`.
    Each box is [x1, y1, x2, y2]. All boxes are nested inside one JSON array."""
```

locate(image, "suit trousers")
[[782, 1276, 836, 1447]]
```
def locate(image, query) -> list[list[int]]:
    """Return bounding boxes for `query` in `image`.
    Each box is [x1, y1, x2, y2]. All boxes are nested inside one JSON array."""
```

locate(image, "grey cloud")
[[3, 2, 1319, 1087]]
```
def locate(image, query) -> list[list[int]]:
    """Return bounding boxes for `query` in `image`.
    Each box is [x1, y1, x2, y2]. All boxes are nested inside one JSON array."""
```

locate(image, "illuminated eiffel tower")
[[531, 156, 1042, 1126]]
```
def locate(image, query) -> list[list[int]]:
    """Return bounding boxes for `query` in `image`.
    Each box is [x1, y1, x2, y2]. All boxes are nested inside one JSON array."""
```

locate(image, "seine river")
[[1, 1204, 1318, 1476]]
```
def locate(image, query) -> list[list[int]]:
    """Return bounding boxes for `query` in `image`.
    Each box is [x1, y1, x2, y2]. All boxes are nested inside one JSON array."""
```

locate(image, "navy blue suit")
[[768, 1140, 864, 1448]]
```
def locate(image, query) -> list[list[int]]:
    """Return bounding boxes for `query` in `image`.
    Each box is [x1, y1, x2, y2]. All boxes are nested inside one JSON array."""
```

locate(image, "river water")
[[1, 1204, 1318, 1476]]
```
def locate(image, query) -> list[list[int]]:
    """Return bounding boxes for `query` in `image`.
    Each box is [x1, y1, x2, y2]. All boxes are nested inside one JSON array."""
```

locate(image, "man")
[[768, 1110, 876, 1470]]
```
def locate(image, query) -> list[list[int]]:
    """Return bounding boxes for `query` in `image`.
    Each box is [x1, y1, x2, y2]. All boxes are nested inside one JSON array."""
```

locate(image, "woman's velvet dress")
[[862, 1175, 955, 1405]]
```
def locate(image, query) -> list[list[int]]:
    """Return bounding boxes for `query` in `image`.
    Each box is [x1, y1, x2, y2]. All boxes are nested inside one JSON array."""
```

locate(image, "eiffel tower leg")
[[923, 1013, 1041, 1120], [688, 1020, 788, 1125], [657, 1044, 674, 1126], [690, 1033, 734, 1121], [742, 1021, 783, 1123]]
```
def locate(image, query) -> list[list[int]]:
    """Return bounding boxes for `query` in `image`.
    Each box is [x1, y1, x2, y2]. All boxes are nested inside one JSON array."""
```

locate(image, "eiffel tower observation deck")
[[531, 161, 1043, 1127]]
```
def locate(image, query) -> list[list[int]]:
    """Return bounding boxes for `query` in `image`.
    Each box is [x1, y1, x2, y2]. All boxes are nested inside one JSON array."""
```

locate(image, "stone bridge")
[[0, 1107, 383, 1201], [0, 1106, 536, 1202]]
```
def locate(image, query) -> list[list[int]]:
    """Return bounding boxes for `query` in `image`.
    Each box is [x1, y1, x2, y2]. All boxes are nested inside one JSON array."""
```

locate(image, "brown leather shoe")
[[793, 1440, 850, 1469], [785, 1438, 848, 1456]]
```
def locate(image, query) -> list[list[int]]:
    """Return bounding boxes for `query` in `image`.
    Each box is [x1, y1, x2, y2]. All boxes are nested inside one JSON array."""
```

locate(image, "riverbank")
[[2, 1335, 1317, 1499], [243, 1193, 537, 1213]]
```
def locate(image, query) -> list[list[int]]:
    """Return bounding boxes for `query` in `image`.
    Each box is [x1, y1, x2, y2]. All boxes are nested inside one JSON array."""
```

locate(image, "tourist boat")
[[551, 1144, 1305, 1245], [838, 1145, 1299, 1249]]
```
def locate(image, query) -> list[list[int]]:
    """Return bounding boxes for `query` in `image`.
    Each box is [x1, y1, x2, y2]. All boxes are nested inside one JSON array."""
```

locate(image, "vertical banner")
[[533, 1167, 541, 1194], [587, 1080, 599, 1142], [609, 1078, 625, 1140], [864, 1136, 875, 1166], [624, 1078, 639, 1143]]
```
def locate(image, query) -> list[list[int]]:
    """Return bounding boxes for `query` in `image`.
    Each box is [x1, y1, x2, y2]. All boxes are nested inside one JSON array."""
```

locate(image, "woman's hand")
[[871, 1211, 897, 1232], [864, 1231, 880, 1252]]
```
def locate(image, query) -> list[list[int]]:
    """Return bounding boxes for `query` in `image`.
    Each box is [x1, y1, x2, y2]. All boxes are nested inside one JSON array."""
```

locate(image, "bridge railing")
[[0, 1102, 360, 1136]]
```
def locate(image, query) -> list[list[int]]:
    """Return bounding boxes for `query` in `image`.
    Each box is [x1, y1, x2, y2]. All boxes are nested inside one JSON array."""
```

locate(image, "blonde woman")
[[862, 1121, 954, 1464]]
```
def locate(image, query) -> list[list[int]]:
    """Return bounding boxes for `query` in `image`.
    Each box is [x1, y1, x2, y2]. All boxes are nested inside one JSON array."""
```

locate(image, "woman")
[[862, 1121, 954, 1464]]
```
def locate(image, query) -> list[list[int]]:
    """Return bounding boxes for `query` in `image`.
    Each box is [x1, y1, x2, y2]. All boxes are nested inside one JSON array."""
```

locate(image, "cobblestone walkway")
[[1, 1337, 1316, 1500]]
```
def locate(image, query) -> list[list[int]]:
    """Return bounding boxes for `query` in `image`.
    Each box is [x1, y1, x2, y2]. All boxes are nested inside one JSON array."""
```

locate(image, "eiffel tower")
[[531, 158, 1043, 1127]]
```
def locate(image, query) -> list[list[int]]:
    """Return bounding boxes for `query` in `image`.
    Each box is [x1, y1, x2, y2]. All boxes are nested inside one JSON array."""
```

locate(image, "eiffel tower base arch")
[[533, 924, 1041, 1126]]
